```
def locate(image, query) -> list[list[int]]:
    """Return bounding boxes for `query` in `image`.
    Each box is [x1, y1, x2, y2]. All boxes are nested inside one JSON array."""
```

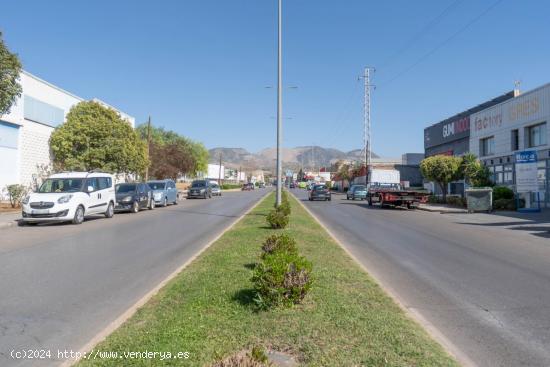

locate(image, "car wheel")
[[105, 202, 114, 218], [149, 199, 155, 210], [73, 205, 85, 225], [163, 197, 167, 207], [132, 201, 140, 213]]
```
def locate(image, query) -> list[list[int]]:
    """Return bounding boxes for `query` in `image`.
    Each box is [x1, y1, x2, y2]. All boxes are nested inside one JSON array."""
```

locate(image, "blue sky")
[[1, 0, 549, 157]]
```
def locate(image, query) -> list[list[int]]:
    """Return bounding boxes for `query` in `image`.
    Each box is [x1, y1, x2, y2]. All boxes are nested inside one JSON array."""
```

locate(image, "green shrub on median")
[[266, 208, 289, 229], [252, 249, 313, 309], [261, 233, 298, 258]]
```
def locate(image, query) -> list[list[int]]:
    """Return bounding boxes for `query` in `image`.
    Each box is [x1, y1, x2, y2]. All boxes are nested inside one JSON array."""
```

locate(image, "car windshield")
[[116, 183, 137, 193], [354, 185, 366, 191], [314, 186, 326, 191], [148, 182, 165, 190], [39, 178, 84, 193], [192, 181, 206, 188]]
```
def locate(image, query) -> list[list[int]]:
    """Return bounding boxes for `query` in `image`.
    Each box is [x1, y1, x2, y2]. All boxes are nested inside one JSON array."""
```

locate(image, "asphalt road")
[[293, 189, 550, 367], [0, 189, 268, 367]]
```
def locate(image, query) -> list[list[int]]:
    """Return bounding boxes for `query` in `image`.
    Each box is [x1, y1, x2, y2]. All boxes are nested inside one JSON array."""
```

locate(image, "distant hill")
[[208, 146, 379, 171]]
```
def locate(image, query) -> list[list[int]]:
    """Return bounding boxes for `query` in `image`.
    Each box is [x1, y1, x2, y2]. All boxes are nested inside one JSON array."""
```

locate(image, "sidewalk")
[[0, 211, 21, 230]]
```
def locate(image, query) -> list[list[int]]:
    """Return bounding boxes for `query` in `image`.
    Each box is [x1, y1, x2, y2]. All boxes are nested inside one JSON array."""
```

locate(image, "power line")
[[378, 0, 465, 69], [378, 0, 504, 89]]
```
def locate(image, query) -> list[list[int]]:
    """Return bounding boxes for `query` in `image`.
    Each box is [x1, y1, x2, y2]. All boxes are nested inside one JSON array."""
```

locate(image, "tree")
[[136, 123, 208, 179], [0, 31, 22, 115], [50, 101, 149, 175], [420, 155, 462, 201], [460, 153, 492, 187]]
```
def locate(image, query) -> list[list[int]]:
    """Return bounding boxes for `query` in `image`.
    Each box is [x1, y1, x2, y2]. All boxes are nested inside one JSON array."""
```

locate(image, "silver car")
[[210, 182, 222, 196], [147, 179, 178, 207]]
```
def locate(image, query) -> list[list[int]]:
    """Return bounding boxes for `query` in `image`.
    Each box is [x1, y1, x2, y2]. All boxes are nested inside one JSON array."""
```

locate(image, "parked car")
[[347, 184, 368, 200], [188, 180, 212, 199], [211, 182, 222, 196], [147, 179, 178, 206], [242, 183, 254, 191], [289, 182, 296, 189], [115, 182, 155, 212], [258, 182, 266, 188], [21, 171, 116, 225], [298, 182, 308, 189], [308, 184, 331, 201]]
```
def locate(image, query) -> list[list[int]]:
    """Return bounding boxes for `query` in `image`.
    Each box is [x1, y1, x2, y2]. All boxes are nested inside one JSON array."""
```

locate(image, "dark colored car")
[[289, 182, 296, 189], [258, 182, 266, 188], [308, 184, 331, 201], [242, 183, 254, 191], [115, 182, 155, 213], [188, 180, 212, 199]]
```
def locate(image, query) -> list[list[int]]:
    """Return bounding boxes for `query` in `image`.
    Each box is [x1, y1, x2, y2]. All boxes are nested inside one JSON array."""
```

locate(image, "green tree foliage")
[[420, 155, 462, 201], [49, 101, 149, 174], [460, 153, 492, 187], [0, 32, 22, 115], [136, 124, 208, 179]]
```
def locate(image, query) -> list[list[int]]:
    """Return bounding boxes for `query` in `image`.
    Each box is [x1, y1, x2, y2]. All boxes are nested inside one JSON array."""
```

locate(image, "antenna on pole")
[[359, 67, 375, 184]]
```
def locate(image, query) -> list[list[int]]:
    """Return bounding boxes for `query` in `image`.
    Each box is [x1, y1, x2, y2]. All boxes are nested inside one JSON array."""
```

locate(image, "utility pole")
[[218, 152, 222, 185], [145, 116, 151, 181], [360, 67, 375, 185], [275, 0, 283, 206]]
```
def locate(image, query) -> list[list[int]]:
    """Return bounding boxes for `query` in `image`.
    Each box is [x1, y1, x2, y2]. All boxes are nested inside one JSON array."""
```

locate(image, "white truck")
[[367, 169, 428, 209]]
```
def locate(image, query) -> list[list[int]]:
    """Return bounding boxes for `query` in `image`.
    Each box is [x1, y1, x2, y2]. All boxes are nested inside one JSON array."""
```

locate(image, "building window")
[[511, 129, 519, 151], [527, 122, 547, 148], [480, 136, 495, 156]]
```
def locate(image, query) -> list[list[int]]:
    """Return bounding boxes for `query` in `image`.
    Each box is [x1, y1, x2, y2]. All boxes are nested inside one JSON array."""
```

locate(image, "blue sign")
[[515, 150, 537, 163]]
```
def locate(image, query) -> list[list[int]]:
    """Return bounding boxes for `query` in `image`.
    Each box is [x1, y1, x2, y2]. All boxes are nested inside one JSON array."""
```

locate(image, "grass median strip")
[[78, 192, 458, 366]]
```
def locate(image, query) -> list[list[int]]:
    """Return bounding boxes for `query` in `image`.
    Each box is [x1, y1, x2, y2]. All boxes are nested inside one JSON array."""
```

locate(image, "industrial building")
[[423, 90, 515, 195], [0, 71, 134, 197], [470, 83, 550, 208]]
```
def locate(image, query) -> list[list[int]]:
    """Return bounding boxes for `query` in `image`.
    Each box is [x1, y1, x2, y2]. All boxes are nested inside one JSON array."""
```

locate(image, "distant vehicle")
[[211, 182, 222, 196], [298, 182, 307, 189], [347, 185, 367, 200], [258, 182, 266, 188], [21, 171, 116, 225], [308, 184, 331, 201], [115, 182, 155, 213], [242, 182, 255, 191], [188, 180, 212, 199], [366, 169, 428, 209], [289, 182, 296, 189], [147, 179, 178, 207]]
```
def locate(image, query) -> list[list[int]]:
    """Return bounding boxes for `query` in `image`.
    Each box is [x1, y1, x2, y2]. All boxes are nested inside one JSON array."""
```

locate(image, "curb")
[[417, 206, 468, 214], [289, 191, 476, 367], [62, 190, 271, 367]]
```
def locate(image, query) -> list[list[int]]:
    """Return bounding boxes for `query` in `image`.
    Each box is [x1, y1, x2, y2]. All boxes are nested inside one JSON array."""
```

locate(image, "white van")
[[21, 171, 116, 225]]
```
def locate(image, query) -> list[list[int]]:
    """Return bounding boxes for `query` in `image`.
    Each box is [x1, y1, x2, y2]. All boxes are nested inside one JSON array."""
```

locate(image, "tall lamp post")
[[275, 0, 283, 206]]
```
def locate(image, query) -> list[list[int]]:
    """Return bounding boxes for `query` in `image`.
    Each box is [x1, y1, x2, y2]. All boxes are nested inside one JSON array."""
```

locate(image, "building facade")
[[470, 83, 550, 207], [0, 71, 134, 196], [423, 91, 515, 195]]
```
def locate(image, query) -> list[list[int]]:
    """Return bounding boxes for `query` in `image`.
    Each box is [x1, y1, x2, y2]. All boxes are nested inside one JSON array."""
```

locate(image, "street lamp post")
[[276, 0, 283, 207]]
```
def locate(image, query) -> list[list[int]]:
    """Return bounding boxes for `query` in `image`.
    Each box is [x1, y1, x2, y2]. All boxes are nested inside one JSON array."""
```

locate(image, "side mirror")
[[87, 186, 94, 193]]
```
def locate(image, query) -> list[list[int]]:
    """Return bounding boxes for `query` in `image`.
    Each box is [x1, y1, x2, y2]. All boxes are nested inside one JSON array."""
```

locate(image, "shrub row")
[[252, 233, 313, 309], [221, 183, 242, 190]]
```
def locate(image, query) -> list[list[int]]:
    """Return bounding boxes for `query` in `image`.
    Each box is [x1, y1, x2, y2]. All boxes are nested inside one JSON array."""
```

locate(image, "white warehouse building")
[[470, 83, 550, 208], [0, 71, 134, 195]]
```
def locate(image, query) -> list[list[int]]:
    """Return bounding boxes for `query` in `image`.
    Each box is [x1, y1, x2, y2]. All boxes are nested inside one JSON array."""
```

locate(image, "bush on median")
[[252, 249, 313, 309], [261, 233, 298, 258], [266, 208, 289, 229]]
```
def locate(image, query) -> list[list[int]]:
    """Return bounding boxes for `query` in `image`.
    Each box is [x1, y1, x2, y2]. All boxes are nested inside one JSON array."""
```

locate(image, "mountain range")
[[208, 146, 379, 171]]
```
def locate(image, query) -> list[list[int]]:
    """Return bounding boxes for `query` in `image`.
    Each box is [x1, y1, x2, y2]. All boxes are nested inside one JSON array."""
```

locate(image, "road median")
[[77, 192, 458, 366]]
